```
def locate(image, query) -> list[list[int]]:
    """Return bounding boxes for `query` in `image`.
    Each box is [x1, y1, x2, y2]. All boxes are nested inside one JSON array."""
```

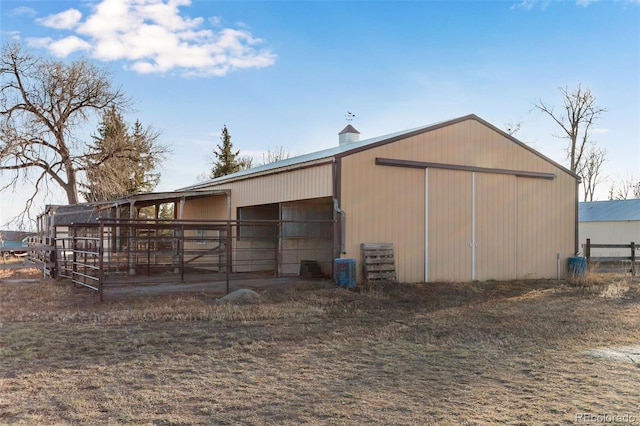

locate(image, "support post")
[[631, 242, 636, 277], [585, 238, 591, 272], [146, 224, 151, 277], [128, 201, 136, 275]]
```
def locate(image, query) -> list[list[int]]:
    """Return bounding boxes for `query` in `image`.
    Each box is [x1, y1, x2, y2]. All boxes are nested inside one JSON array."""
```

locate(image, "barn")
[[579, 199, 640, 258], [179, 114, 579, 283]]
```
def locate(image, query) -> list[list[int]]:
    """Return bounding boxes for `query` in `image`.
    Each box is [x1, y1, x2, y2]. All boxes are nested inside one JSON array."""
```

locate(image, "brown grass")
[[1, 268, 639, 425]]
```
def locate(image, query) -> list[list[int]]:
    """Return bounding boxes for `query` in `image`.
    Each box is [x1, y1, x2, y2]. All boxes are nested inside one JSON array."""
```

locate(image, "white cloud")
[[592, 128, 609, 135], [26, 37, 53, 50], [27, 36, 92, 57], [36, 9, 82, 30], [208, 16, 222, 27], [8, 6, 38, 18], [31, 0, 276, 77], [6, 31, 21, 42], [49, 36, 93, 57], [510, 0, 550, 11]]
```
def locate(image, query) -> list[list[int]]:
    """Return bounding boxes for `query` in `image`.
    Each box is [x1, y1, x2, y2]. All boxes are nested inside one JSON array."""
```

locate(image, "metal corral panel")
[[339, 118, 577, 283]]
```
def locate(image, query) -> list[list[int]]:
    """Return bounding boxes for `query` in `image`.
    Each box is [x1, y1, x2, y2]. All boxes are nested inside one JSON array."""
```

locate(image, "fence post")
[[180, 223, 185, 283], [585, 238, 591, 272], [631, 242, 636, 277], [146, 224, 151, 276], [72, 224, 78, 286], [226, 221, 232, 295], [99, 219, 104, 302]]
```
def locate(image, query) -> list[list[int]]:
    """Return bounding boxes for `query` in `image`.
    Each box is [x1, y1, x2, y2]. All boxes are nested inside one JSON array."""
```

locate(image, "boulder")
[[215, 288, 261, 305]]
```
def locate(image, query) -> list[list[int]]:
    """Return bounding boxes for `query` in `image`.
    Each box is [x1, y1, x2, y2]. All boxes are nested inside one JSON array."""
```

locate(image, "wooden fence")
[[584, 238, 636, 276]]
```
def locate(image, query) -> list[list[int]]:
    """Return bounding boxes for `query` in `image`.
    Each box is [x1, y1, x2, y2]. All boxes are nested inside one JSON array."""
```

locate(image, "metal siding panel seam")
[[424, 168, 429, 282], [471, 172, 476, 281]]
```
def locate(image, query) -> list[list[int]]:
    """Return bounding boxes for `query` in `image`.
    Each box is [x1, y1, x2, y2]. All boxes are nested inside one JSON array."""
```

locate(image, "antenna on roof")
[[345, 111, 355, 122]]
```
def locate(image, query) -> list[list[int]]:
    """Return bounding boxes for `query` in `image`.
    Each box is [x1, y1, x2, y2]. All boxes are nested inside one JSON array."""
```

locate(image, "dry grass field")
[[1, 267, 639, 425]]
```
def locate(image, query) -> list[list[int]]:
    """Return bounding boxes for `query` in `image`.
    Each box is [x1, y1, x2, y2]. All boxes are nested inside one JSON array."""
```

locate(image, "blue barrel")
[[333, 258, 356, 288], [568, 256, 587, 276]]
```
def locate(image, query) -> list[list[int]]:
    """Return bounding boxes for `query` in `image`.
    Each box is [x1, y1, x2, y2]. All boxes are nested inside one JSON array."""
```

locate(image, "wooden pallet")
[[361, 243, 397, 283]]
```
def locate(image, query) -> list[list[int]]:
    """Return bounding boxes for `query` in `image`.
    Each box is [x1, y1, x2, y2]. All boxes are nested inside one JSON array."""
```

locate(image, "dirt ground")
[[1, 262, 306, 299], [1, 266, 639, 425]]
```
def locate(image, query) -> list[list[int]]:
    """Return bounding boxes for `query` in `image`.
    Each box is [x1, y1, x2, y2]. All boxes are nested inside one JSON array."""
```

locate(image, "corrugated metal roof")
[[579, 199, 640, 222]]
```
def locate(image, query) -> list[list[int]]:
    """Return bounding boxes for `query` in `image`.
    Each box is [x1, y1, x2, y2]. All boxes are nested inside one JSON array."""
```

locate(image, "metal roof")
[[579, 199, 640, 222]]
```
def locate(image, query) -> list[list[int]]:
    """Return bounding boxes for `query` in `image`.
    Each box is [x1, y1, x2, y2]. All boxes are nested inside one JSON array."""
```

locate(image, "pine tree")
[[210, 125, 252, 178], [81, 107, 167, 202], [129, 120, 161, 194]]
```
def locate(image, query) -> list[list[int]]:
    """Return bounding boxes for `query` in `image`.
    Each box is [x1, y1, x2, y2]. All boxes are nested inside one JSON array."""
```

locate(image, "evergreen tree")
[[129, 120, 161, 194], [210, 125, 252, 178], [81, 106, 168, 202]]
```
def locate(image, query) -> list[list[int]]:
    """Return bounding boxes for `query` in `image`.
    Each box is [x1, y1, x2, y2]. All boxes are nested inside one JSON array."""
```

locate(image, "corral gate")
[[51, 218, 335, 301]]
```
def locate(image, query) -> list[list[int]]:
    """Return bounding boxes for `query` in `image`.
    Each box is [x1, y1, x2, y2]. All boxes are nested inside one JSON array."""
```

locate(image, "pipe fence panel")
[[54, 224, 103, 297], [51, 218, 335, 301]]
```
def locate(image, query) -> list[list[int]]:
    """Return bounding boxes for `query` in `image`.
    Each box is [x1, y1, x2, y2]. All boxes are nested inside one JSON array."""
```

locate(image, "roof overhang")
[[98, 189, 230, 210]]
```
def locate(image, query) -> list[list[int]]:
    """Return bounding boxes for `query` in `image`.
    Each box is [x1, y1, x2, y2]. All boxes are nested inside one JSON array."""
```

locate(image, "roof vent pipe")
[[338, 124, 360, 146]]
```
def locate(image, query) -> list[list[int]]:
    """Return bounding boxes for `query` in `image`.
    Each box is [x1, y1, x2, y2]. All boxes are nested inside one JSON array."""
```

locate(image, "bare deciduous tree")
[[261, 146, 291, 165], [504, 121, 522, 136], [0, 43, 127, 221], [535, 83, 606, 173], [608, 175, 640, 200], [577, 144, 606, 201]]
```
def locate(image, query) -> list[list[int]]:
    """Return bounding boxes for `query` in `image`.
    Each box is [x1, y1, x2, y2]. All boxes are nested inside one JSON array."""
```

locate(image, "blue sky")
[[1, 0, 639, 226]]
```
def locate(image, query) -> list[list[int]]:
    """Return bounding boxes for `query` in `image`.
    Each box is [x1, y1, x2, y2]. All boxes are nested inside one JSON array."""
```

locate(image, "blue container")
[[333, 258, 356, 289], [568, 256, 587, 276]]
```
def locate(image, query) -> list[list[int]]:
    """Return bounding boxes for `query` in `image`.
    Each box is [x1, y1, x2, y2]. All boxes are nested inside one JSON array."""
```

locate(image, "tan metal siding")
[[214, 164, 333, 215], [515, 174, 575, 278], [427, 169, 473, 282], [475, 173, 517, 281], [340, 151, 425, 283], [182, 164, 332, 221], [360, 120, 560, 175], [182, 195, 228, 220]]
